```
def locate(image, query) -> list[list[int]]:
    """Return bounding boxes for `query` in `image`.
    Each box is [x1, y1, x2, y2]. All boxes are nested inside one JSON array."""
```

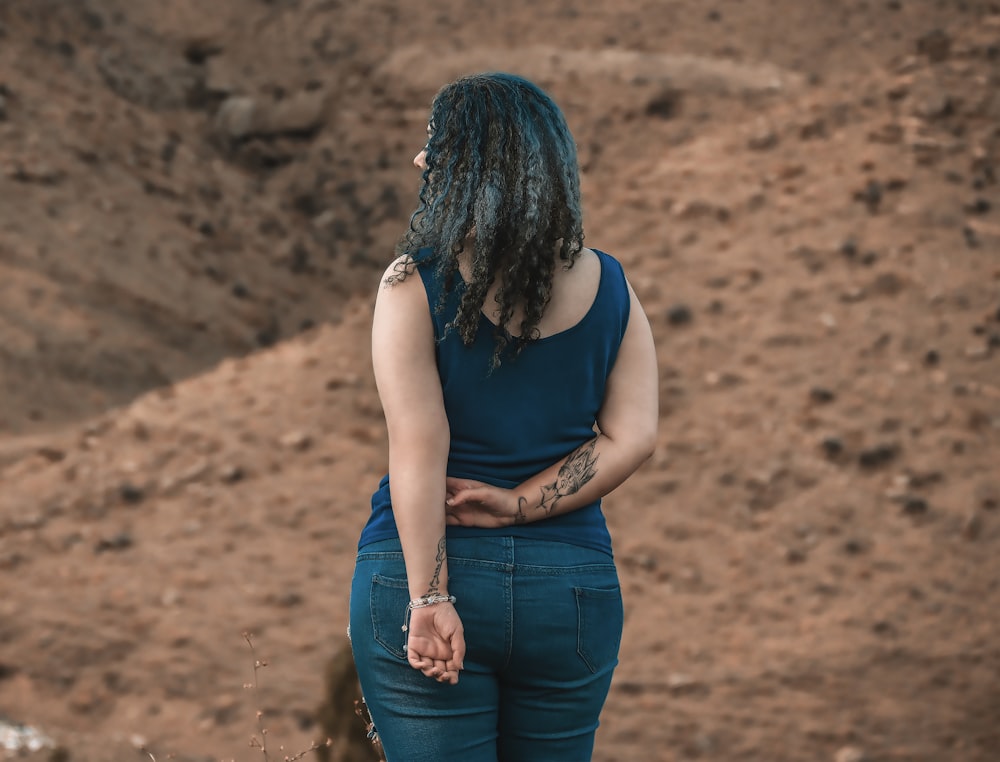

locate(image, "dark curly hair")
[[394, 72, 585, 368]]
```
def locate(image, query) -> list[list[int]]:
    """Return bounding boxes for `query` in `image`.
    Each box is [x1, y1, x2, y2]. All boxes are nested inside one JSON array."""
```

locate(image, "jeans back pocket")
[[370, 573, 410, 660], [574, 585, 624, 674]]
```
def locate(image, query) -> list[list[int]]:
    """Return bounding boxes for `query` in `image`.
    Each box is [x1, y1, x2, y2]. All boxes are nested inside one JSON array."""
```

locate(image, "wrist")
[[408, 593, 456, 609]]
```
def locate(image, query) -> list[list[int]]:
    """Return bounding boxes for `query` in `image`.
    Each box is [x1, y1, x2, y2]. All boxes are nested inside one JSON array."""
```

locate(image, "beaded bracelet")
[[401, 594, 457, 647]]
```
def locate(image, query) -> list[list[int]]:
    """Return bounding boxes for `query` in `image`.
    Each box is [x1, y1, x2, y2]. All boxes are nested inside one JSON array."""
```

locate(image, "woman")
[[349, 72, 658, 761]]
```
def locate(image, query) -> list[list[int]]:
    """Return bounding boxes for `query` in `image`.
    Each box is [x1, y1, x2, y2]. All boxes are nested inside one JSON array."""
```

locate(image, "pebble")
[[747, 121, 778, 151], [964, 198, 991, 214], [916, 29, 951, 62], [118, 482, 145, 505], [666, 304, 693, 326], [975, 482, 999, 511], [94, 531, 134, 554], [964, 345, 990, 360], [858, 444, 898, 469], [821, 437, 845, 459], [901, 495, 929, 516], [962, 511, 982, 540], [784, 546, 807, 564], [666, 672, 704, 695], [809, 387, 836, 404], [219, 463, 245, 484], [834, 746, 869, 762], [279, 430, 312, 451], [856, 180, 883, 213]]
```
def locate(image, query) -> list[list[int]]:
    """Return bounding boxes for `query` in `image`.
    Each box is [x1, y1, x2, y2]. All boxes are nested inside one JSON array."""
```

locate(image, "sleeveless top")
[[357, 247, 631, 555]]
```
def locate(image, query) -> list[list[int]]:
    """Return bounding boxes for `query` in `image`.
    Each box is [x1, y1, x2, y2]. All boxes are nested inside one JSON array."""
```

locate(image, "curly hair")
[[395, 72, 585, 368]]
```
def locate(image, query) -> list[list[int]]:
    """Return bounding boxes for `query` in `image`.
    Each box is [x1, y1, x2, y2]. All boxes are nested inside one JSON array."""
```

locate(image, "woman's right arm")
[[445, 280, 658, 527]]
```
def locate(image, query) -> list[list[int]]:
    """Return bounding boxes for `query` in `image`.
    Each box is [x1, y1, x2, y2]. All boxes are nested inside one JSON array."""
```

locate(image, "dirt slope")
[[1, 1, 999, 761]]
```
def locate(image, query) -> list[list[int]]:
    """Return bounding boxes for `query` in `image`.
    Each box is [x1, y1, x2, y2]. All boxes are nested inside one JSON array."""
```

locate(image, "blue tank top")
[[357, 247, 631, 555]]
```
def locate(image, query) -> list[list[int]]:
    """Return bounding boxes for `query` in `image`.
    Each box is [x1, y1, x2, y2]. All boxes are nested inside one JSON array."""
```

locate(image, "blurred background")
[[0, 1, 998, 760]]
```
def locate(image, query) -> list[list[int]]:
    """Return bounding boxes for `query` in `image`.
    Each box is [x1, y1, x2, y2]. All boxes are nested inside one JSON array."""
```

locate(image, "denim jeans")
[[349, 536, 623, 762]]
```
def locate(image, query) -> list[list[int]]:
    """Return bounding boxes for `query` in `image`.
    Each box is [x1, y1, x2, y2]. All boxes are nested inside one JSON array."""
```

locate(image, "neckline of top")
[[458, 249, 606, 343]]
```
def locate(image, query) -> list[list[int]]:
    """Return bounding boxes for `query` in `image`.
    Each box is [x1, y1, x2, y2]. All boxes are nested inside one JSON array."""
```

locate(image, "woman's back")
[[360, 245, 632, 554]]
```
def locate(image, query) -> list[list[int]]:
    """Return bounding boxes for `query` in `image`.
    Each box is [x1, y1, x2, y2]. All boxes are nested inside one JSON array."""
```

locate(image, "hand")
[[445, 477, 525, 528], [405, 601, 465, 684]]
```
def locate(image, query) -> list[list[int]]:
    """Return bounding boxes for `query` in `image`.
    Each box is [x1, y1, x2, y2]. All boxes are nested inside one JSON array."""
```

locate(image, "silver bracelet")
[[401, 594, 457, 647], [408, 594, 456, 610]]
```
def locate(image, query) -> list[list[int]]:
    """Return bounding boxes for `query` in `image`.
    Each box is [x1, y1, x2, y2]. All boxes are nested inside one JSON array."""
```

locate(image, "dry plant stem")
[[242, 632, 332, 762]]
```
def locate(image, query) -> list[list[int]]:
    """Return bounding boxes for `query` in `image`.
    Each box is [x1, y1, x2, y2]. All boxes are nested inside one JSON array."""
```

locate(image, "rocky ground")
[[1, 1, 999, 761]]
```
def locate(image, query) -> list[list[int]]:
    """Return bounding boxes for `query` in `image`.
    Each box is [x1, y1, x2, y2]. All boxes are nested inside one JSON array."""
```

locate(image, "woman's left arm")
[[445, 278, 658, 527], [371, 258, 464, 684]]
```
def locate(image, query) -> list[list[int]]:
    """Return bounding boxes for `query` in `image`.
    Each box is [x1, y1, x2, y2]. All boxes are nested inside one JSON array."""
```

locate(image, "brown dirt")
[[1, 1, 999, 761]]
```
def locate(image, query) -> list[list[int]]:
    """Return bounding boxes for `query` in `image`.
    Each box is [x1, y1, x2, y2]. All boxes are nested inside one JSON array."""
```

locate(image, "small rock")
[[869, 272, 905, 296], [645, 88, 683, 120], [855, 180, 883, 213], [840, 287, 866, 303], [821, 437, 845, 459], [916, 29, 951, 62], [790, 245, 824, 273], [963, 226, 979, 248], [914, 91, 954, 120], [872, 620, 897, 636], [119, 482, 145, 505], [666, 673, 704, 695], [843, 538, 868, 555], [964, 198, 991, 215], [962, 511, 982, 540], [266, 591, 305, 608], [923, 349, 940, 366], [95, 531, 134, 554], [799, 118, 827, 140], [0, 94, 6, 121], [835, 745, 869, 762], [216, 90, 327, 141], [784, 546, 807, 564], [220, 464, 245, 484], [280, 431, 312, 451], [747, 121, 778, 151], [964, 345, 990, 360], [215, 96, 257, 140], [858, 443, 898, 469], [975, 482, 999, 510], [666, 304, 693, 326], [809, 387, 836, 404], [901, 495, 929, 516]]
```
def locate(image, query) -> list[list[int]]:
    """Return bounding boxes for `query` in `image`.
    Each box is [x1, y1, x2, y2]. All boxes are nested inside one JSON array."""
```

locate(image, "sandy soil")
[[1, 1, 998, 761]]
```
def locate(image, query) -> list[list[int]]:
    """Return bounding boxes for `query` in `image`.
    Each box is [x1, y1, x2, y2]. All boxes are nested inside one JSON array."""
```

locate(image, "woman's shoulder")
[[377, 248, 434, 288]]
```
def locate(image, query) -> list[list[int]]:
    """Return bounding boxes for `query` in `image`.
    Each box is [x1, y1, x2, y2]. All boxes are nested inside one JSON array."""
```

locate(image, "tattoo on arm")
[[536, 439, 599, 515], [514, 497, 528, 525], [423, 536, 446, 596]]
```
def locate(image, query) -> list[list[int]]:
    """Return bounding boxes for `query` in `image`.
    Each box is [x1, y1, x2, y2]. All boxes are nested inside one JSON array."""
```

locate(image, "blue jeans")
[[349, 536, 623, 762]]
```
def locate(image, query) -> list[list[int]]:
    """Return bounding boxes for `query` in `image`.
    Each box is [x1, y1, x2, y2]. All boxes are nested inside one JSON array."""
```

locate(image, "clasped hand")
[[405, 601, 465, 685], [445, 477, 521, 527]]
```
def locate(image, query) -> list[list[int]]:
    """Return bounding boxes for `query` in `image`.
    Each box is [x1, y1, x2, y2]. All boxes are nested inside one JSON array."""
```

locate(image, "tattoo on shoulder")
[[383, 255, 416, 287], [423, 536, 446, 596], [537, 439, 599, 515]]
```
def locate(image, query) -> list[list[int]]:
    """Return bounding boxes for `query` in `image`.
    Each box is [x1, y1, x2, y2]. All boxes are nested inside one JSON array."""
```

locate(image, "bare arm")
[[446, 280, 658, 526], [372, 257, 464, 682]]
